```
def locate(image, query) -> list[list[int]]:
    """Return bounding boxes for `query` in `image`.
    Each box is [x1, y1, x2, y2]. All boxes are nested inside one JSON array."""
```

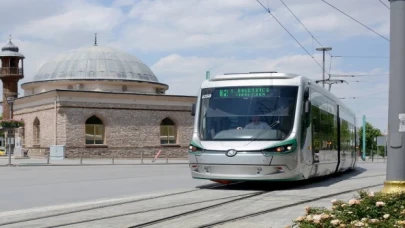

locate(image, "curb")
[[0, 162, 190, 167]]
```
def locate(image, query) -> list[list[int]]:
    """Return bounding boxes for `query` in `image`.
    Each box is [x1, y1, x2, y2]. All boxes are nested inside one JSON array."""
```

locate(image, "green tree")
[[358, 122, 382, 156]]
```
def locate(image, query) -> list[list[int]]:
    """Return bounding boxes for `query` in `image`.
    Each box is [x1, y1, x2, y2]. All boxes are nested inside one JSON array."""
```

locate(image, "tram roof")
[[209, 72, 299, 81], [204, 71, 356, 121]]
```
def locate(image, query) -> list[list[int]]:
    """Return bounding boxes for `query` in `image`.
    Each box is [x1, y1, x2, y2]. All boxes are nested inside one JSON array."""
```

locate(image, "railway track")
[[197, 183, 383, 228], [0, 181, 241, 227], [0, 172, 385, 228]]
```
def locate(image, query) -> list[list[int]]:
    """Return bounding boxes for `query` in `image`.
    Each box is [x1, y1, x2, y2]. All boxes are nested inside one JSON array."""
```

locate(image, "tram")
[[188, 72, 357, 182]]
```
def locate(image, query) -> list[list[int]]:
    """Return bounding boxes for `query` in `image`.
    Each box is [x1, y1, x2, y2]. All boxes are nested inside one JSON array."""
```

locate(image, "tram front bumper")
[[189, 163, 301, 181]]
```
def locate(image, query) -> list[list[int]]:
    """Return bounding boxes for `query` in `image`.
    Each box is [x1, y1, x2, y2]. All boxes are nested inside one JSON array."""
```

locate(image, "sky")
[[0, 0, 390, 132]]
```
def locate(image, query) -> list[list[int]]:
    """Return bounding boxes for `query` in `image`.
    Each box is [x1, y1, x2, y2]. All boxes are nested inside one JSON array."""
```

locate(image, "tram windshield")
[[199, 86, 298, 141]]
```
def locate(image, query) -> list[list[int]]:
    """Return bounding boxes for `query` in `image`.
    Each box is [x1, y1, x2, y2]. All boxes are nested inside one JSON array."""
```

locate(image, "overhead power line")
[[339, 92, 388, 99], [330, 74, 389, 77], [332, 55, 389, 59], [321, 0, 390, 41], [279, 0, 331, 57], [346, 80, 388, 83], [340, 97, 388, 100], [379, 0, 390, 9], [256, 0, 325, 72]]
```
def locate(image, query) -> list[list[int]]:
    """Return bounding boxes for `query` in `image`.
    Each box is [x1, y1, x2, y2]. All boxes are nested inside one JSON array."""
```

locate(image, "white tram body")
[[188, 72, 357, 182]]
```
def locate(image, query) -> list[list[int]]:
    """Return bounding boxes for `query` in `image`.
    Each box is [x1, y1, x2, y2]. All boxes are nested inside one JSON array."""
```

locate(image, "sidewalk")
[[0, 156, 189, 167], [0, 155, 386, 167]]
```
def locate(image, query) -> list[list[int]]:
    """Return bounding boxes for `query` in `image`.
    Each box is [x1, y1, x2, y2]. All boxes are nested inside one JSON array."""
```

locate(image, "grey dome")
[[33, 46, 159, 82], [2, 40, 19, 52], [0, 39, 25, 58]]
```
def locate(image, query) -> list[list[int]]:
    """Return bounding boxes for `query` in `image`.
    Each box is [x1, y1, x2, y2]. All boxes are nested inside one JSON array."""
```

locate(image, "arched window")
[[160, 118, 176, 144], [85, 116, 104, 144], [33, 117, 40, 145]]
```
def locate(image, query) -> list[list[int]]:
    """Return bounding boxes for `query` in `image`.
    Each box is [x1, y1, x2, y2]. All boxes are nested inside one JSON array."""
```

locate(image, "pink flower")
[[295, 216, 305, 222], [348, 199, 360, 205], [353, 221, 364, 227], [369, 219, 379, 224], [376, 201, 385, 207], [313, 214, 322, 221], [330, 219, 341, 226]]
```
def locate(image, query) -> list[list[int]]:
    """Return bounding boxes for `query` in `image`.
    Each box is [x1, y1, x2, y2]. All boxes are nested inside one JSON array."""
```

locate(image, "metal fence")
[[0, 147, 188, 166]]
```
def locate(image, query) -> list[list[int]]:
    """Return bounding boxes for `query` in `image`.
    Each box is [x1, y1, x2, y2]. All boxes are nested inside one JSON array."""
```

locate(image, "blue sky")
[[0, 0, 390, 131]]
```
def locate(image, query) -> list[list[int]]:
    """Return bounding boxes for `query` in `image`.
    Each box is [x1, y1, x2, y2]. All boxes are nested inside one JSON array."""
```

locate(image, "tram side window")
[[350, 124, 356, 155], [311, 105, 321, 153], [320, 110, 329, 151], [312, 106, 338, 153], [319, 109, 336, 151], [340, 120, 350, 152]]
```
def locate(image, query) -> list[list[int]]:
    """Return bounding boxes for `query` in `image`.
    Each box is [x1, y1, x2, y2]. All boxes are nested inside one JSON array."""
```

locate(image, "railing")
[[0, 67, 23, 76], [0, 147, 188, 166]]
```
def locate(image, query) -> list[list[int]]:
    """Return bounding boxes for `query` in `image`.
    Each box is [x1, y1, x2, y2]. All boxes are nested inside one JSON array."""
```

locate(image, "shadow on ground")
[[195, 166, 378, 192]]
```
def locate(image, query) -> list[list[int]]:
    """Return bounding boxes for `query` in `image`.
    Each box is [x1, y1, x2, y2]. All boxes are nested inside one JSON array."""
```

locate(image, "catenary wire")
[[256, 0, 325, 73], [279, 0, 331, 57], [332, 55, 388, 59], [379, 0, 390, 9], [321, 0, 390, 41]]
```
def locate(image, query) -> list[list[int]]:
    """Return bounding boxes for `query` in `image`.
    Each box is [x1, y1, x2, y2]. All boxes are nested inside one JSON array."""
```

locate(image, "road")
[[0, 164, 210, 213], [0, 162, 387, 228]]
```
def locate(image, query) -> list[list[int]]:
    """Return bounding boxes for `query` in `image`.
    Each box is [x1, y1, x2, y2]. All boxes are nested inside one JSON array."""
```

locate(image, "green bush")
[[0, 119, 24, 128], [291, 190, 405, 227]]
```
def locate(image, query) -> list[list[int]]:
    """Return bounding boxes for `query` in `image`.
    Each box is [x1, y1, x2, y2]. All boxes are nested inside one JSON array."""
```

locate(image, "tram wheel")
[[211, 180, 232, 185]]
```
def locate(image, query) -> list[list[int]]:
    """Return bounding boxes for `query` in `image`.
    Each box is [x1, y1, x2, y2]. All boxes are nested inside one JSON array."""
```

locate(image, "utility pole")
[[316, 47, 332, 88], [362, 115, 366, 161], [206, 71, 210, 79], [382, 0, 405, 194]]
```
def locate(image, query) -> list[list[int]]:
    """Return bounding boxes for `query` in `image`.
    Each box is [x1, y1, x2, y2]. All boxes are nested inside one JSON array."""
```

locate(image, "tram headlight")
[[264, 144, 295, 153], [188, 145, 203, 152]]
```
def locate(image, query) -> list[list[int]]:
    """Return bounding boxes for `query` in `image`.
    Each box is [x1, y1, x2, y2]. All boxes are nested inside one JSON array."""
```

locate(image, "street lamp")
[[6, 96, 15, 166], [6, 96, 15, 119], [316, 47, 332, 88]]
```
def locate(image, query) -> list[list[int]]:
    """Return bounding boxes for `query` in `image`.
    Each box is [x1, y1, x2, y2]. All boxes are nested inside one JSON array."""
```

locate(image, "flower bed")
[[0, 119, 24, 129], [291, 190, 405, 227]]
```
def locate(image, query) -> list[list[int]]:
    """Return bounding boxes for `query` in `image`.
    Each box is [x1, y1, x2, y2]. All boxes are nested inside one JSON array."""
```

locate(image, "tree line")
[[358, 122, 385, 157]]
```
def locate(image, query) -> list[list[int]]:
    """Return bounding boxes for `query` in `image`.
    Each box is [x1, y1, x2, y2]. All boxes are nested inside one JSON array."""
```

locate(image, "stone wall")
[[63, 102, 193, 143], [13, 99, 195, 158], [13, 104, 59, 148]]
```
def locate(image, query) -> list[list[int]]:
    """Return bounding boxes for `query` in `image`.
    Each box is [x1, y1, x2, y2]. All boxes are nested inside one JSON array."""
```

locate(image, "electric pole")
[[382, 0, 405, 194], [316, 47, 332, 88]]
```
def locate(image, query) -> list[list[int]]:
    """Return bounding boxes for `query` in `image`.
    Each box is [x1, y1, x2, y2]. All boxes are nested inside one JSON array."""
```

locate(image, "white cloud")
[[14, 2, 125, 41], [152, 53, 388, 130], [115, 0, 390, 53], [0, 0, 390, 130]]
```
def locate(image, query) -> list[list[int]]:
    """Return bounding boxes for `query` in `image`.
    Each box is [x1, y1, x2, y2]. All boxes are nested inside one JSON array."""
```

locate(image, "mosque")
[[0, 37, 196, 158]]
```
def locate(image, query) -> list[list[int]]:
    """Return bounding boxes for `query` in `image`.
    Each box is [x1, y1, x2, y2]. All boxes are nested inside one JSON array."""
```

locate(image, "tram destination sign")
[[218, 87, 271, 98]]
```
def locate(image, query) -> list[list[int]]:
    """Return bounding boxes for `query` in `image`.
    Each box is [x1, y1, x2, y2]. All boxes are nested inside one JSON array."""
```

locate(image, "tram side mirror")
[[305, 101, 311, 114], [191, 103, 196, 116], [304, 88, 309, 100]]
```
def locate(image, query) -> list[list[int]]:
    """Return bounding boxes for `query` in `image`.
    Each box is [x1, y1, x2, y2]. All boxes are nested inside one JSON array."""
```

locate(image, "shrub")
[[0, 119, 24, 128], [291, 190, 405, 227]]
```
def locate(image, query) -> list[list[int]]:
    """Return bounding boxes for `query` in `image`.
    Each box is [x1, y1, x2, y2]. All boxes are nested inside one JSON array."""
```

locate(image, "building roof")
[[31, 45, 159, 83]]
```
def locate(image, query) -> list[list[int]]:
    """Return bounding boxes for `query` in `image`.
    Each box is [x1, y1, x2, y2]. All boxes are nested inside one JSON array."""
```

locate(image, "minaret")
[[0, 36, 24, 119]]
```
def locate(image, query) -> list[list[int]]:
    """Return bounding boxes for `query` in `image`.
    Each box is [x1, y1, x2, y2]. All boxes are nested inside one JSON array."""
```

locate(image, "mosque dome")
[[0, 38, 25, 58], [32, 45, 159, 83], [2, 40, 19, 52]]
